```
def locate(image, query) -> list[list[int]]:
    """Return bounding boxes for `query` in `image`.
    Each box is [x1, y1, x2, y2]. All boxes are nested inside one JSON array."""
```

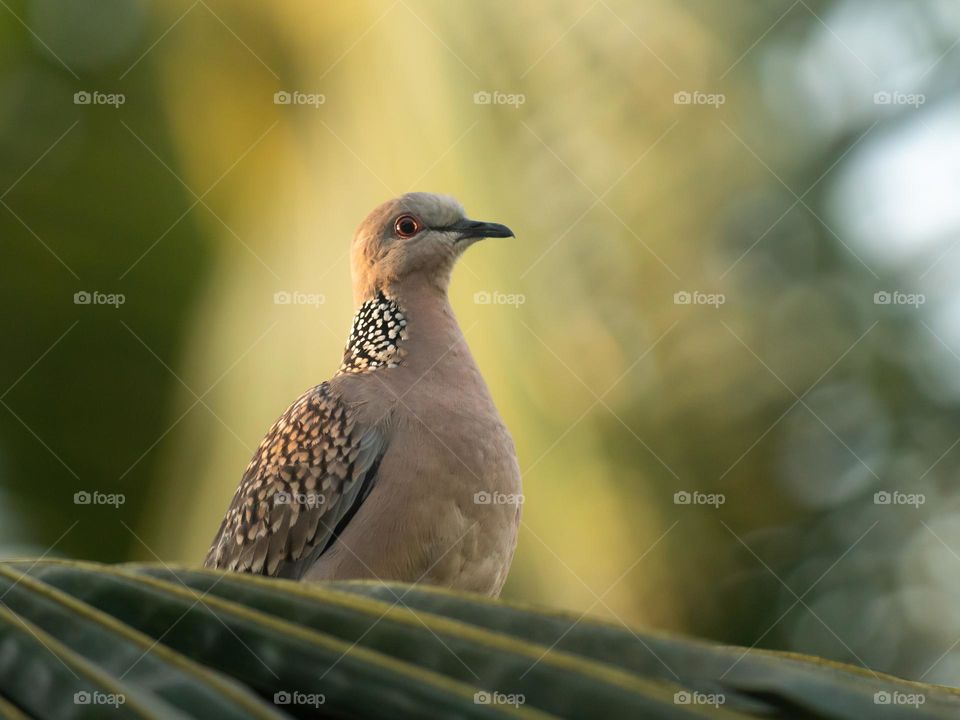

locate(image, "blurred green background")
[[2, 0, 960, 686]]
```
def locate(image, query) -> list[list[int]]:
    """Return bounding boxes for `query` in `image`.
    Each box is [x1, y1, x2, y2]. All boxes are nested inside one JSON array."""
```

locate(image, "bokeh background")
[[2, 0, 960, 686]]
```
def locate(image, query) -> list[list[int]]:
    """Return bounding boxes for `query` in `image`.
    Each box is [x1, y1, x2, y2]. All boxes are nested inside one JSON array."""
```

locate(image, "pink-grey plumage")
[[204, 193, 522, 596]]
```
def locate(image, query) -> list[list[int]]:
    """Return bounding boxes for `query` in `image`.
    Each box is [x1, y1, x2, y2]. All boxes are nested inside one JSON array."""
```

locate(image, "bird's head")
[[350, 192, 513, 304]]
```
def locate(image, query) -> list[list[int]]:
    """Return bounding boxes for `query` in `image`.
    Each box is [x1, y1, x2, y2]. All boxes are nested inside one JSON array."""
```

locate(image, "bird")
[[204, 193, 522, 596]]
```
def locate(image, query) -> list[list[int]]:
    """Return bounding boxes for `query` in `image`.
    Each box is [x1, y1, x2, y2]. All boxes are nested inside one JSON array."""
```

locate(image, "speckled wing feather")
[[203, 382, 384, 578]]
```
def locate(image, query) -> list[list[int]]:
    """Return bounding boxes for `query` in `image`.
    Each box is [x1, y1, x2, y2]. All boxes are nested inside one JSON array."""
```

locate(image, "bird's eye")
[[395, 214, 422, 238]]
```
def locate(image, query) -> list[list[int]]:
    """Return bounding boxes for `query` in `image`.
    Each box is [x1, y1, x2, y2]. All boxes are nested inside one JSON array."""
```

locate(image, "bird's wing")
[[203, 381, 385, 578]]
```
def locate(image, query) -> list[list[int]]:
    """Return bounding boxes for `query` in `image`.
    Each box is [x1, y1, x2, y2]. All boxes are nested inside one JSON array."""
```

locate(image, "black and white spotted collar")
[[338, 291, 409, 374]]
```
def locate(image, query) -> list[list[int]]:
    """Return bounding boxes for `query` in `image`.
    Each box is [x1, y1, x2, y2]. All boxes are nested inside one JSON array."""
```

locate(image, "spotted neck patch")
[[338, 291, 409, 374]]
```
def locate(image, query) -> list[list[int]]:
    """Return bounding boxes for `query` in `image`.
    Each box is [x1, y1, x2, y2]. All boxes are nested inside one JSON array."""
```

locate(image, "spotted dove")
[[204, 193, 522, 596]]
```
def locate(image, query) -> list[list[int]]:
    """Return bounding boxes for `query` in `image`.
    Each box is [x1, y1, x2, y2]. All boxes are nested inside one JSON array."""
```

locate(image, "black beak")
[[450, 218, 515, 240]]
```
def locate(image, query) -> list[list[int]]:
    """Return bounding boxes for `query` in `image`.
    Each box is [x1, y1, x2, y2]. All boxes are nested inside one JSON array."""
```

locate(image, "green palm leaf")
[[0, 560, 953, 719]]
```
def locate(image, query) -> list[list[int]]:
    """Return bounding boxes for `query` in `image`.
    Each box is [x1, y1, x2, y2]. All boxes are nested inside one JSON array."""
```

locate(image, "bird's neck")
[[338, 282, 468, 379], [338, 290, 409, 375]]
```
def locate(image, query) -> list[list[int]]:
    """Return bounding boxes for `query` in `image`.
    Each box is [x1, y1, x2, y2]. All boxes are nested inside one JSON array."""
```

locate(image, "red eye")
[[395, 214, 422, 238]]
